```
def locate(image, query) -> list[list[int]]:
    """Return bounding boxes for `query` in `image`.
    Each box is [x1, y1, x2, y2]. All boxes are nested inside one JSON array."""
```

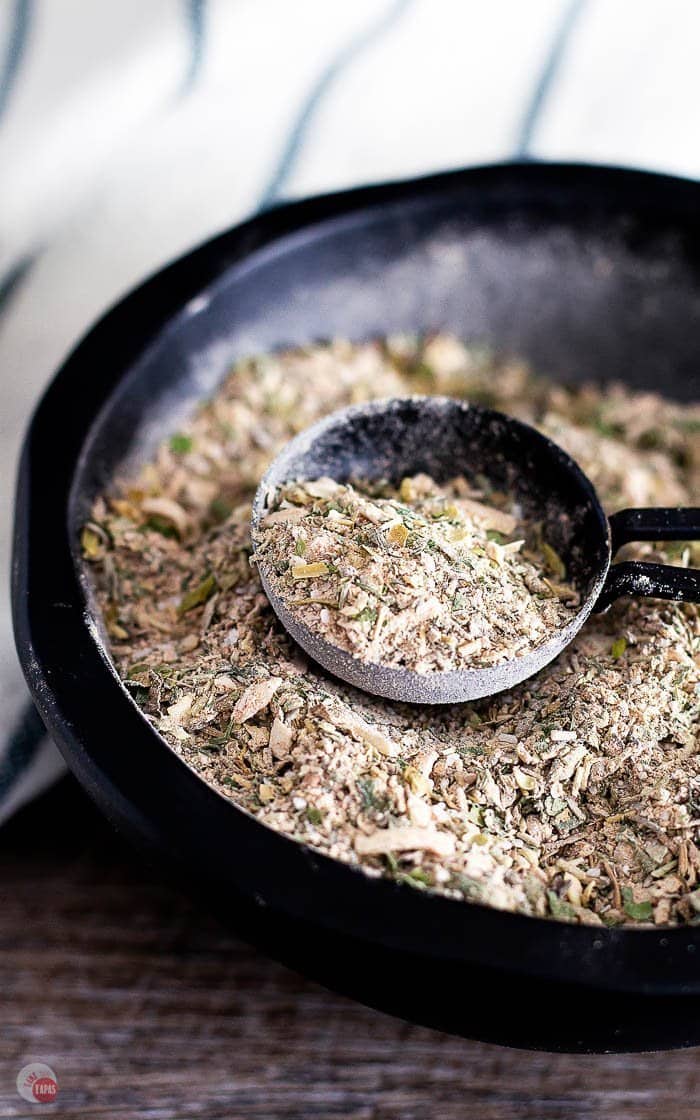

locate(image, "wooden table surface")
[[1, 779, 699, 1120]]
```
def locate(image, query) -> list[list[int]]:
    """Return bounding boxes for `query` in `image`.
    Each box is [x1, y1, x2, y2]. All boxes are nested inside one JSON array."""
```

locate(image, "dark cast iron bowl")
[[12, 163, 700, 1053]]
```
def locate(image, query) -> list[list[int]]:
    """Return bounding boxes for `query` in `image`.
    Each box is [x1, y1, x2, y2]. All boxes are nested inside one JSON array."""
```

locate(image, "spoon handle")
[[609, 507, 700, 553], [596, 507, 700, 611]]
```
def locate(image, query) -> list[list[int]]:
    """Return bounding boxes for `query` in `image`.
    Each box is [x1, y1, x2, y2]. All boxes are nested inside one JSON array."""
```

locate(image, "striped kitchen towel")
[[2, 0, 700, 824]]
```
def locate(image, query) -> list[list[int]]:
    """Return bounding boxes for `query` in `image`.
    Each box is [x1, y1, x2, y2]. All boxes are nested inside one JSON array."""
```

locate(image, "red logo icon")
[[16, 1063, 59, 1104]]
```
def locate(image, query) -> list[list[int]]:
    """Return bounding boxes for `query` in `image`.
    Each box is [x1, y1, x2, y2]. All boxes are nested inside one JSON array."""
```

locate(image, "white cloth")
[[2, 0, 700, 822]]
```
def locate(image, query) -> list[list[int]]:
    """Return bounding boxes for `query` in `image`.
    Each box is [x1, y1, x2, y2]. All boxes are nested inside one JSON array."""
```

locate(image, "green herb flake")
[[178, 572, 217, 615], [306, 806, 323, 826], [144, 515, 179, 539], [542, 541, 567, 580], [546, 889, 577, 921], [674, 417, 700, 433], [452, 874, 485, 901], [611, 637, 627, 660], [621, 886, 653, 921], [80, 525, 104, 560], [399, 868, 432, 890], [357, 776, 379, 810], [592, 415, 622, 439], [354, 606, 378, 624], [169, 432, 193, 454]]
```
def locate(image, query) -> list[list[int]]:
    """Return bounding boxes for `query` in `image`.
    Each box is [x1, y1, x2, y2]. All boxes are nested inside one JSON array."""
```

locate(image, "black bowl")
[[12, 163, 700, 1053]]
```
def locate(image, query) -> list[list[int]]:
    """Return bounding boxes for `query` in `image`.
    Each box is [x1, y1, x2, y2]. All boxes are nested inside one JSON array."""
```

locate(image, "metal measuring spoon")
[[251, 396, 700, 704]]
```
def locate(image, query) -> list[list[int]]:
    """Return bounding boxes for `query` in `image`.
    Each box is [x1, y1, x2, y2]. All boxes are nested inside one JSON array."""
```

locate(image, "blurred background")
[[1, 0, 700, 817]]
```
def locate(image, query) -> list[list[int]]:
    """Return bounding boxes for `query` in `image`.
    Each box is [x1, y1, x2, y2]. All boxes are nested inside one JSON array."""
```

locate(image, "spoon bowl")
[[252, 396, 613, 703]]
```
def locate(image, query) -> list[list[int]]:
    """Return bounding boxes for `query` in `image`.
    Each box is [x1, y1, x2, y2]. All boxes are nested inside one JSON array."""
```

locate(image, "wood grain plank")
[[0, 780, 699, 1120]]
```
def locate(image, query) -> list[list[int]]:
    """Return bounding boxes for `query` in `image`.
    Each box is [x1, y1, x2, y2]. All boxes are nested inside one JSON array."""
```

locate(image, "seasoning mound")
[[254, 475, 578, 673], [83, 336, 700, 928]]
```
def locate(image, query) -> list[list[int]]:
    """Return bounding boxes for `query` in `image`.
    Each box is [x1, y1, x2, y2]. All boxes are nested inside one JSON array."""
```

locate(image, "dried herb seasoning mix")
[[254, 475, 578, 672], [83, 336, 700, 927]]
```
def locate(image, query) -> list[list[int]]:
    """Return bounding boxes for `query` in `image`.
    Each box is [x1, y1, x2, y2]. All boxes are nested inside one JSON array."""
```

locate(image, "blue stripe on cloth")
[[0, 703, 45, 802], [0, 0, 32, 122], [0, 253, 35, 322], [180, 0, 207, 97], [514, 0, 586, 159], [258, 0, 414, 210]]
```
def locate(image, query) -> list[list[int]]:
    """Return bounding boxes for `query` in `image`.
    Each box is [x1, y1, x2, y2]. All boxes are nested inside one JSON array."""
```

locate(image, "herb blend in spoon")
[[254, 474, 578, 674]]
